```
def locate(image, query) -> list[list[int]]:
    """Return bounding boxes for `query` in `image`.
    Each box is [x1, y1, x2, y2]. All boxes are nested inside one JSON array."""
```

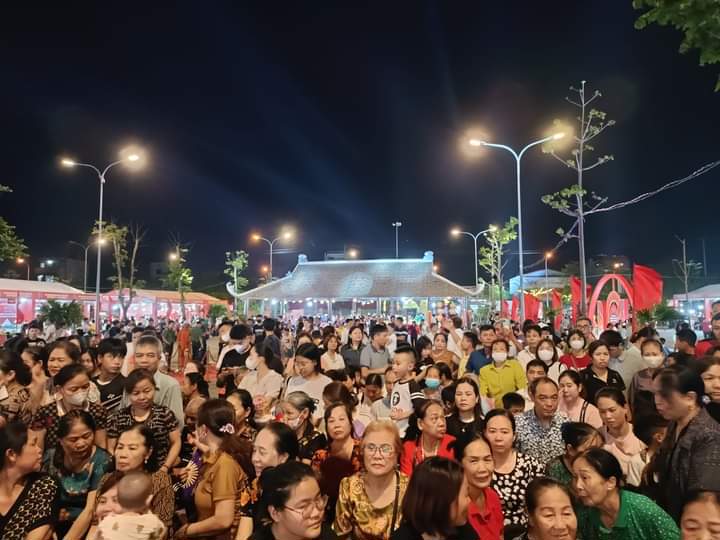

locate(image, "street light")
[[60, 148, 145, 331], [467, 132, 564, 320], [392, 222, 402, 258], [450, 226, 497, 292], [252, 230, 293, 279], [544, 252, 553, 308], [347, 248, 358, 259], [16, 258, 29, 280], [69, 238, 105, 292]]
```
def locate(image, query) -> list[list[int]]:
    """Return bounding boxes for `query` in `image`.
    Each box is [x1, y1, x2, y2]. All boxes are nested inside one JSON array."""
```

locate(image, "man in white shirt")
[[443, 316, 465, 359]]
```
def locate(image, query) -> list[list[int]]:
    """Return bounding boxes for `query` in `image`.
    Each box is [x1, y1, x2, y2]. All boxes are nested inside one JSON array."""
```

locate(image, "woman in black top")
[[281, 391, 327, 463], [445, 377, 484, 444], [391, 457, 476, 540], [580, 340, 625, 405]]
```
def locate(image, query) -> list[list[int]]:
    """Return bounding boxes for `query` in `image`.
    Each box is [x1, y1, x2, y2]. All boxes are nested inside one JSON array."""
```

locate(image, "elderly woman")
[[281, 391, 327, 464], [0, 350, 32, 425], [334, 420, 409, 540], [0, 421, 58, 540]]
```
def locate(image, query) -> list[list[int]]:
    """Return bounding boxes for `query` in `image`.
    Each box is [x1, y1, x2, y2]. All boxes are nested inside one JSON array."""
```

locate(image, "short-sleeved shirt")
[[31, 400, 108, 450], [285, 374, 332, 420], [97, 512, 166, 540], [576, 489, 679, 540], [238, 369, 284, 400], [333, 471, 409, 540], [359, 344, 391, 370], [559, 353, 591, 370], [467, 487, 504, 540], [491, 452, 544, 528], [479, 360, 527, 401], [92, 374, 126, 413], [0, 472, 58, 540], [389, 379, 425, 437], [515, 410, 569, 466], [107, 404, 179, 465], [195, 450, 252, 540]]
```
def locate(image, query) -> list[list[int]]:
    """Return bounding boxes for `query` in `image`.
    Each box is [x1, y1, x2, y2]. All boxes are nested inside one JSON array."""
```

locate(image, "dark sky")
[[2, 1, 718, 290]]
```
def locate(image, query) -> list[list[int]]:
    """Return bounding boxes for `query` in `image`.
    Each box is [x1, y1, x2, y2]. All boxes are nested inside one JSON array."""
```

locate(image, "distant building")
[[509, 269, 569, 294], [149, 262, 170, 284], [35, 257, 84, 288]]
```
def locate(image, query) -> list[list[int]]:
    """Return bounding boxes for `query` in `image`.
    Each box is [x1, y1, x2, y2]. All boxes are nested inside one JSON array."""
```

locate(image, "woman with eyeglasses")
[[251, 460, 336, 540], [334, 420, 409, 540]]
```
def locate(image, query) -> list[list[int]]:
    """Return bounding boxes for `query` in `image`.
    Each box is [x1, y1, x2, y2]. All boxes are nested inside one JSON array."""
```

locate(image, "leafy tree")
[[93, 221, 146, 321], [207, 303, 229, 321], [478, 217, 518, 307], [39, 300, 83, 328], [634, 0, 720, 90], [224, 250, 249, 315], [163, 244, 193, 321], [543, 81, 615, 315], [637, 303, 683, 327], [0, 185, 27, 262]]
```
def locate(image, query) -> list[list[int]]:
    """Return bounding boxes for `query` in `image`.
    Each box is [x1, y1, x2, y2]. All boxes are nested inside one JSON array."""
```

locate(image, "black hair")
[[295, 343, 322, 371], [451, 430, 492, 462], [478, 324, 495, 334], [640, 338, 664, 355], [364, 373, 383, 388], [526, 359, 548, 374], [111, 424, 160, 473], [415, 335, 433, 357], [53, 363, 89, 387], [598, 330, 623, 348], [123, 368, 156, 394], [566, 330, 586, 348], [491, 338, 509, 352], [345, 324, 365, 347], [405, 399, 443, 442], [561, 421, 602, 450], [525, 477, 574, 515], [653, 365, 706, 407], [394, 343, 417, 362], [462, 332, 479, 348], [524, 324, 542, 336], [323, 402, 356, 442], [259, 422, 300, 461], [452, 377, 484, 420], [576, 447, 624, 487], [675, 328, 698, 347], [483, 408, 516, 433], [529, 376, 558, 396], [310, 329, 322, 341], [322, 381, 357, 409], [637, 326, 657, 340], [587, 340, 610, 358], [198, 399, 254, 479], [501, 392, 526, 410], [595, 386, 627, 407], [633, 414, 669, 446], [185, 372, 210, 398], [227, 388, 259, 430], [44, 340, 82, 371], [256, 461, 318, 526], [53, 409, 96, 471], [262, 318, 277, 332], [434, 362, 453, 381], [369, 323, 388, 340], [0, 420, 29, 469], [325, 368, 350, 383], [0, 350, 31, 386]]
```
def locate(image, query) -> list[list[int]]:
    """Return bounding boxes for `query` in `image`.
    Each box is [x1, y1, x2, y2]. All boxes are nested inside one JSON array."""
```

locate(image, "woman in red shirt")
[[454, 432, 504, 540], [559, 330, 591, 371], [400, 400, 455, 476]]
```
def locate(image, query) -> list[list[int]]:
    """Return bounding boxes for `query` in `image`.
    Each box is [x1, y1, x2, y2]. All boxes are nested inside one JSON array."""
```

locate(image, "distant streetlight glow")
[[433, 264, 439, 272], [347, 249, 358, 258], [252, 229, 294, 279], [450, 226, 497, 292], [468, 139, 483, 147], [552, 132, 565, 140], [169, 252, 178, 261], [16, 257, 24, 263], [16, 257, 30, 280], [127, 154, 140, 162], [61, 158, 75, 167], [545, 252, 553, 259]]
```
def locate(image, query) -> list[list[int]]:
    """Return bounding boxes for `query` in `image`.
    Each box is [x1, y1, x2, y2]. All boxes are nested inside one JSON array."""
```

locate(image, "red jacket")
[[696, 339, 719, 358], [400, 434, 456, 476]]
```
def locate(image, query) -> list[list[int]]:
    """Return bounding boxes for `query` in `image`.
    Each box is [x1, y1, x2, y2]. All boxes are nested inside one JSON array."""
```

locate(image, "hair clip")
[[219, 423, 236, 434], [702, 395, 712, 405]]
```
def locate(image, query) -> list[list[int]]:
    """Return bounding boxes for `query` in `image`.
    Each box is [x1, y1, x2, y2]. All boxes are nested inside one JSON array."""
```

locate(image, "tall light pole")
[[15, 258, 30, 280], [676, 236, 689, 303], [69, 238, 105, 293], [544, 252, 553, 308], [451, 226, 497, 291], [252, 231, 292, 279], [392, 222, 402, 258], [469, 132, 564, 321], [61, 150, 143, 332]]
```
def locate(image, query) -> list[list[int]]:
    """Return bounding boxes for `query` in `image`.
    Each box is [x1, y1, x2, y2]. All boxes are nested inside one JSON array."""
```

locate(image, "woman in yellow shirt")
[[479, 339, 527, 404]]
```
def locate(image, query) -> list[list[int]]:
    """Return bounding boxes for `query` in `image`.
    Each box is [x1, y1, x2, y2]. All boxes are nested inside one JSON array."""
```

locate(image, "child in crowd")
[[389, 344, 424, 437], [95, 472, 166, 540], [502, 392, 526, 416]]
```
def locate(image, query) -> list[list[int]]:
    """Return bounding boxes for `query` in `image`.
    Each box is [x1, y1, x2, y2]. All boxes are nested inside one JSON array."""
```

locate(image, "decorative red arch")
[[587, 273, 635, 327]]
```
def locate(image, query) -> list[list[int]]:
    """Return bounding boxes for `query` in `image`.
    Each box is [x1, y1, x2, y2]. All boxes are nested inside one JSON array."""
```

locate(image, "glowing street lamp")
[[347, 248, 358, 259], [252, 230, 293, 279], [544, 252, 553, 307], [450, 226, 497, 292], [60, 147, 146, 330], [466, 132, 564, 321], [16, 257, 30, 280]]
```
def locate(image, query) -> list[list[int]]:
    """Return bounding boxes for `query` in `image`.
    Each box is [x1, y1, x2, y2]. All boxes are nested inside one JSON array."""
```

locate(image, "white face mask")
[[492, 352, 508, 363], [643, 355, 664, 369], [286, 415, 303, 430], [234, 343, 250, 354], [221, 333, 230, 343], [245, 356, 259, 370], [570, 340, 585, 351], [538, 349, 555, 363], [66, 390, 88, 407]]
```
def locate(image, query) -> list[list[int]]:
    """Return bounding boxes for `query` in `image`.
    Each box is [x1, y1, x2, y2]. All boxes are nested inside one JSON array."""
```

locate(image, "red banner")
[[524, 294, 540, 322], [552, 289, 563, 330], [511, 296, 519, 321], [633, 264, 663, 311]]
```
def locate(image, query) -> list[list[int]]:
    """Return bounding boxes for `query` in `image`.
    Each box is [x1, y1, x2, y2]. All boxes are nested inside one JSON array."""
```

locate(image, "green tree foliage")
[[637, 303, 683, 326], [634, 0, 720, 90], [0, 185, 27, 262], [163, 244, 193, 321], [224, 251, 249, 292], [39, 300, 83, 328], [207, 303, 229, 321], [478, 217, 518, 302], [93, 221, 146, 321]]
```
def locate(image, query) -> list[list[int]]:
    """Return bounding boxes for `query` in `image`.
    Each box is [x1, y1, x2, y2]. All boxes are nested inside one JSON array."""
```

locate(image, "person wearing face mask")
[[238, 344, 284, 422], [560, 330, 591, 370], [30, 363, 108, 452], [628, 338, 665, 419], [534, 338, 566, 382], [479, 339, 527, 404], [281, 391, 327, 464], [217, 324, 254, 372]]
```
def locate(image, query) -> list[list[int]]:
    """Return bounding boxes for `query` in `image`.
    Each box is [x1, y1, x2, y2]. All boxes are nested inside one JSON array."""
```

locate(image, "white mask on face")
[[492, 352, 508, 364], [285, 415, 302, 430], [234, 343, 250, 354], [643, 355, 664, 369], [221, 333, 230, 343], [538, 349, 555, 363], [245, 356, 259, 370], [570, 340, 585, 351], [66, 390, 88, 407]]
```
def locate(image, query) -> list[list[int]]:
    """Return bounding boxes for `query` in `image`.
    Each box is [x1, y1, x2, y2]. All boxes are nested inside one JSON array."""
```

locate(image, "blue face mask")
[[425, 377, 441, 389]]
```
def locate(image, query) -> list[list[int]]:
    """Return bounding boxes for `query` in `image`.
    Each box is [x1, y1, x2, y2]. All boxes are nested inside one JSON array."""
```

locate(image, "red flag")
[[524, 293, 540, 322], [511, 296, 519, 321], [633, 264, 663, 311], [552, 290, 563, 330]]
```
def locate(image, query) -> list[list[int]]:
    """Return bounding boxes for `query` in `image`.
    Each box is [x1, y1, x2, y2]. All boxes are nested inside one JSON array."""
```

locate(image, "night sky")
[[2, 1, 718, 291]]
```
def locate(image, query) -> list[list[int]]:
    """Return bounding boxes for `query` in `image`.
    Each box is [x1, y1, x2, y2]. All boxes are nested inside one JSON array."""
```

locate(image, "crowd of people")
[[1, 309, 720, 540]]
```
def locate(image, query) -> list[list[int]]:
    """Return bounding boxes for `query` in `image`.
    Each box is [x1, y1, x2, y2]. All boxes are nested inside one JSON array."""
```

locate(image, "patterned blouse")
[[312, 439, 363, 522], [491, 451, 545, 528], [334, 471, 409, 540], [0, 381, 32, 424], [107, 404, 179, 465], [30, 400, 109, 450], [298, 424, 327, 462], [0, 472, 58, 540]]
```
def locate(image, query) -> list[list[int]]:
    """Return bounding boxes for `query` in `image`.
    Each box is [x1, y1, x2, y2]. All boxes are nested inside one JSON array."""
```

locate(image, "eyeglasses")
[[284, 494, 328, 518], [363, 443, 394, 457]]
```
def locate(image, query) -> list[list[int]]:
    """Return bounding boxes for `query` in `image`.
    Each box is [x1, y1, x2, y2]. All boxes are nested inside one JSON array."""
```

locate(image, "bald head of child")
[[117, 471, 153, 513]]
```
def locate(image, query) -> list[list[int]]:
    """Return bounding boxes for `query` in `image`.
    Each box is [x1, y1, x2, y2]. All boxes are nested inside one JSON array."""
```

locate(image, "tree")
[[637, 303, 683, 327], [634, 0, 720, 91], [0, 185, 27, 261], [163, 243, 193, 321], [93, 221, 146, 321], [207, 303, 229, 321], [543, 81, 615, 316], [39, 300, 83, 329], [478, 217, 518, 308], [224, 250, 249, 316], [673, 257, 703, 302]]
